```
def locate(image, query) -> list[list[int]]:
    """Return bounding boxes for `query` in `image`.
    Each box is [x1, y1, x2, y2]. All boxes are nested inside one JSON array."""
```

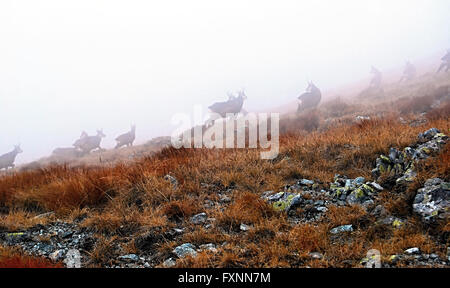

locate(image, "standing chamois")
[[437, 50, 450, 73], [0, 145, 23, 170], [297, 82, 322, 113], [115, 125, 136, 149], [399, 61, 417, 82]]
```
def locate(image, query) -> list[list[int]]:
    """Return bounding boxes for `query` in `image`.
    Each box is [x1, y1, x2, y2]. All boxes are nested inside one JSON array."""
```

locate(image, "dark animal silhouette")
[[73, 129, 106, 154], [370, 66, 382, 88], [437, 50, 450, 73], [0, 145, 23, 170], [400, 61, 416, 82], [208, 90, 247, 118], [73, 131, 88, 149], [297, 82, 322, 113], [115, 125, 136, 149]]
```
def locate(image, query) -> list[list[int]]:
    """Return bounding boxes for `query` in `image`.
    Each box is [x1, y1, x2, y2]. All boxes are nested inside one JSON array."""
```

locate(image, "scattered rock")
[[329, 175, 379, 205], [118, 254, 140, 262], [240, 224, 251, 232], [173, 243, 197, 258], [199, 243, 218, 253], [330, 224, 353, 234], [64, 249, 81, 268], [413, 178, 449, 222], [49, 249, 64, 261], [190, 213, 207, 225], [163, 257, 177, 267], [405, 247, 420, 255], [309, 252, 323, 260], [299, 179, 314, 186], [164, 174, 178, 188], [262, 191, 304, 212], [372, 129, 447, 184]]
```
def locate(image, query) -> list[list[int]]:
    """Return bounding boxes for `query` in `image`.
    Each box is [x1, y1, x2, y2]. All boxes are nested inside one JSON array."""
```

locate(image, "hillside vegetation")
[[0, 72, 449, 268]]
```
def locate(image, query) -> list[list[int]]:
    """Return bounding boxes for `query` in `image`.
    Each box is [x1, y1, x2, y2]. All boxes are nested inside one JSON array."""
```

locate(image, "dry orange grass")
[[0, 246, 63, 268], [0, 74, 449, 267]]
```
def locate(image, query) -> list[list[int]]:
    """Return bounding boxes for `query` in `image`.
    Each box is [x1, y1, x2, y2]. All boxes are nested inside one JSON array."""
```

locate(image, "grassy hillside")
[[0, 72, 449, 268]]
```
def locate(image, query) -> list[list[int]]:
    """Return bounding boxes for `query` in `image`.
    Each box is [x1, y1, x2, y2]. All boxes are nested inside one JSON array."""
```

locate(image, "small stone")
[[49, 250, 64, 261], [354, 177, 366, 185], [173, 243, 197, 258], [316, 206, 328, 213], [330, 224, 353, 234], [309, 252, 323, 260], [369, 182, 384, 191], [163, 258, 176, 267], [119, 254, 140, 262], [164, 174, 178, 187], [219, 195, 231, 203], [404, 247, 420, 255], [299, 179, 314, 186], [199, 243, 217, 253], [190, 213, 207, 225], [240, 224, 251, 232]]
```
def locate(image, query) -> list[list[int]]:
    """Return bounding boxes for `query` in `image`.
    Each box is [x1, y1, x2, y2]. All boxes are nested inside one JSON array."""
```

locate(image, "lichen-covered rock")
[[372, 128, 447, 185], [329, 174, 382, 205], [272, 193, 303, 212], [413, 178, 449, 222]]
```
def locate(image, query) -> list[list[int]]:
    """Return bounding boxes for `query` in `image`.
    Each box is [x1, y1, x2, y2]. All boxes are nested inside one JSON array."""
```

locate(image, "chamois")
[[115, 125, 136, 149], [297, 82, 322, 113], [206, 90, 247, 127], [73, 129, 106, 154], [437, 50, 450, 73], [370, 66, 382, 88], [208, 90, 247, 118], [399, 61, 416, 82], [0, 145, 23, 170]]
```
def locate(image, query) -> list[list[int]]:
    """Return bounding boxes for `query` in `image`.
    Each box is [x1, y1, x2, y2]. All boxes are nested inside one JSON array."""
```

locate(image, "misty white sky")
[[1, 0, 449, 163]]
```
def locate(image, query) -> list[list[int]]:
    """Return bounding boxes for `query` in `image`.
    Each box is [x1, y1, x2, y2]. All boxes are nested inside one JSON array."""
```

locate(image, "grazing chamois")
[[115, 125, 136, 149], [297, 82, 322, 113], [399, 61, 416, 82], [0, 145, 23, 170], [437, 50, 450, 73], [73, 129, 106, 154]]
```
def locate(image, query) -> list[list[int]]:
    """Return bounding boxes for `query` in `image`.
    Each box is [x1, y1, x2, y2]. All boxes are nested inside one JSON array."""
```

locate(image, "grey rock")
[[240, 224, 251, 232], [404, 247, 420, 255], [309, 252, 323, 260], [190, 213, 207, 225], [119, 254, 140, 262], [49, 249, 65, 261], [299, 179, 314, 186], [413, 179, 449, 222], [199, 243, 218, 253], [163, 257, 177, 267], [173, 243, 197, 258], [164, 174, 178, 187], [330, 224, 353, 234]]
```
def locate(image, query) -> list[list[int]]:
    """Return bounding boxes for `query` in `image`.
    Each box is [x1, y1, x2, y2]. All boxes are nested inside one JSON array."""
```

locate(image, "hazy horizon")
[[1, 0, 449, 164]]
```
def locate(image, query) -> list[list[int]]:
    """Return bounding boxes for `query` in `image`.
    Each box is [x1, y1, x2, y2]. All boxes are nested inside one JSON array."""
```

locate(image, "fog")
[[1, 0, 449, 164]]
